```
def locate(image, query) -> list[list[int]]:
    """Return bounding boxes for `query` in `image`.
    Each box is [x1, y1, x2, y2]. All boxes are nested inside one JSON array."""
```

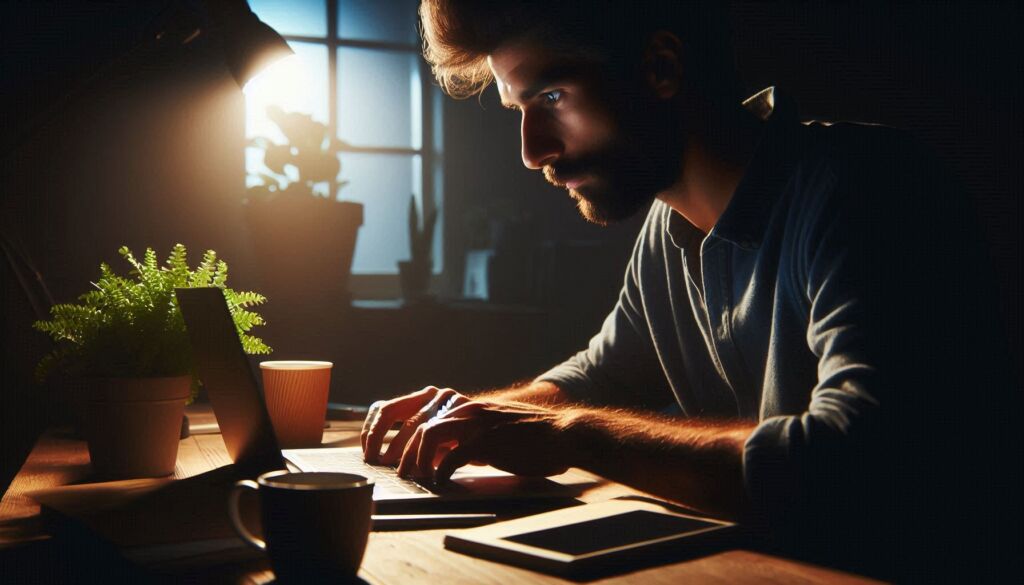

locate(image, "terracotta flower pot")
[[80, 376, 191, 479], [244, 197, 363, 357]]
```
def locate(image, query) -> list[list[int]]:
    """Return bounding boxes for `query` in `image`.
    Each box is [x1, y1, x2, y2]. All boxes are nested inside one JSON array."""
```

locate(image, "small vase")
[[398, 260, 432, 303], [80, 376, 191, 479]]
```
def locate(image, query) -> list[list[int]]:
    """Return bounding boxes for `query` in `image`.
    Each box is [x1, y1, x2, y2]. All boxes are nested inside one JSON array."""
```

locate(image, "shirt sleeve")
[[535, 209, 672, 408], [739, 128, 1016, 579], [740, 129, 975, 558]]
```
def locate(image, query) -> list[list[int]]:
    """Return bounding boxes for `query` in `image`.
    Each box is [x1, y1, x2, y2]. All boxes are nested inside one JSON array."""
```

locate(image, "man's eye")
[[542, 90, 563, 104]]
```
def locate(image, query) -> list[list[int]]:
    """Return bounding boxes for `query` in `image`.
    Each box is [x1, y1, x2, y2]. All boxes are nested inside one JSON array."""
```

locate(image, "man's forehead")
[[488, 42, 597, 103]]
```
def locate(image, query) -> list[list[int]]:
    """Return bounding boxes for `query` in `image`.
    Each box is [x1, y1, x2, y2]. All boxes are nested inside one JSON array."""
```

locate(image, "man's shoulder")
[[796, 120, 935, 186], [786, 119, 950, 217], [785, 118, 971, 253]]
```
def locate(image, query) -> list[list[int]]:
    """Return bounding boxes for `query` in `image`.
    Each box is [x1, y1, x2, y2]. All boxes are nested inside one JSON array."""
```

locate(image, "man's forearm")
[[472, 380, 571, 406], [471, 383, 754, 517], [556, 408, 755, 520]]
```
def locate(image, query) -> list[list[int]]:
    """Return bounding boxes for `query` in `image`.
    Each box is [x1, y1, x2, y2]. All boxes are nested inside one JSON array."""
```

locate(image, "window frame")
[[256, 0, 442, 298]]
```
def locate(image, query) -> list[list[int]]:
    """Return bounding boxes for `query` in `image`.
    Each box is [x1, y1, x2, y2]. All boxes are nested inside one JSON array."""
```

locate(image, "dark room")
[[1, 1, 1020, 583]]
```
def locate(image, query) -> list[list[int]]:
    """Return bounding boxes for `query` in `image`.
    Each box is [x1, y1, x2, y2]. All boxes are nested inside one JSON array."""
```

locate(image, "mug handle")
[[229, 479, 266, 551]]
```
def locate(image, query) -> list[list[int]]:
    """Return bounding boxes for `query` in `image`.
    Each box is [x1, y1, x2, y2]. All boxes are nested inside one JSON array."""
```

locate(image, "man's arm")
[[559, 408, 755, 519], [473, 380, 570, 405], [395, 398, 754, 519]]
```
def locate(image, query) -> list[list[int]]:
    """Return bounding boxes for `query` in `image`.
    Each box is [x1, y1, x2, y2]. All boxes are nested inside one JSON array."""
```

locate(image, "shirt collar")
[[666, 86, 803, 251]]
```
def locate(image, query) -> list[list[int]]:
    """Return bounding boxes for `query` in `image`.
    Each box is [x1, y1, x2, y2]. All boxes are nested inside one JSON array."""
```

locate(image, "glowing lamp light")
[[243, 52, 308, 112]]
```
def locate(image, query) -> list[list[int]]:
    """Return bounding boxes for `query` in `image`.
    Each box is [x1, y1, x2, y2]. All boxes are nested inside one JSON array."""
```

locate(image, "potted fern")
[[33, 244, 271, 479], [399, 194, 438, 303]]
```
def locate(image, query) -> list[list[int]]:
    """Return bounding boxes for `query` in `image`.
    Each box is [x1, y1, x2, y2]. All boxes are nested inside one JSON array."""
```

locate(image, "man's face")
[[488, 40, 684, 225]]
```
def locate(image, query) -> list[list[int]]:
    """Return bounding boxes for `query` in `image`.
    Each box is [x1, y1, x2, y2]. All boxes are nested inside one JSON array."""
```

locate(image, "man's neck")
[[657, 105, 765, 234]]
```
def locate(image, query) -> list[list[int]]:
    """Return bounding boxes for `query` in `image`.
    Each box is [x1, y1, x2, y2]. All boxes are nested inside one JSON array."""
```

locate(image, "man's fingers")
[[379, 389, 458, 465], [378, 417, 426, 466], [438, 393, 473, 417], [396, 423, 427, 478], [360, 400, 386, 453], [362, 386, 442, 463], [442, 400, 486, 420], [436, 444, 479, 483], [415, 417, 479, 479]]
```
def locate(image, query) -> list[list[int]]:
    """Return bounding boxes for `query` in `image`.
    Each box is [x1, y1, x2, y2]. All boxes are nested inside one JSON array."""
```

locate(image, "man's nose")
[[520, 110, 563, 170]]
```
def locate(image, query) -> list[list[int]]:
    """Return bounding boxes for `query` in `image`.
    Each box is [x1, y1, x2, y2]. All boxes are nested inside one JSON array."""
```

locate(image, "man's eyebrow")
[[500, 64, 579, 108]]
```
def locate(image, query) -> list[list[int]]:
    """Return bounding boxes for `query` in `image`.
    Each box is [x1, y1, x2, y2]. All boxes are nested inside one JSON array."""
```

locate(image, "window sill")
[[348, 273, 444, 300]]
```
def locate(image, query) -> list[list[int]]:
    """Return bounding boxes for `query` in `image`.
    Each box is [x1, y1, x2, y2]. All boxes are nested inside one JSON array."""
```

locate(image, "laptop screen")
[[176, 287, 283, 473]]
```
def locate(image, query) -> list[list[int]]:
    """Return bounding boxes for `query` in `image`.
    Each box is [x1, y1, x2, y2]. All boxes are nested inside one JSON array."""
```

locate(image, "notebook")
[[444, 496, 737, 578]]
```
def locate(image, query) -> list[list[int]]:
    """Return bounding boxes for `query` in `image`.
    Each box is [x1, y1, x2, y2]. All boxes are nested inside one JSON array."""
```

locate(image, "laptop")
[[176, 287, 582, 506]]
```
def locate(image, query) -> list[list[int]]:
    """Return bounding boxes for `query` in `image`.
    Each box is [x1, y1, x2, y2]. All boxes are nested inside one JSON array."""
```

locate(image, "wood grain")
[[0, 431, 91, 547]]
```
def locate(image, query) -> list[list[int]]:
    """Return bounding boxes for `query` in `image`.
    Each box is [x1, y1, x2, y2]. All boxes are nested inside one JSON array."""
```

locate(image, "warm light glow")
[[243, 53, 309, 115]]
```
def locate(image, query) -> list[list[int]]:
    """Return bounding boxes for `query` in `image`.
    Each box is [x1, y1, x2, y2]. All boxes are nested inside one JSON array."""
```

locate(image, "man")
[[362, 1, 1013, 580]]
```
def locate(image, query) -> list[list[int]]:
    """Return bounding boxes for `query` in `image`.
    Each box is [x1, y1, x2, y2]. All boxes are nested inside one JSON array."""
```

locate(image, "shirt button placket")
[[702, 244, 742, 416]]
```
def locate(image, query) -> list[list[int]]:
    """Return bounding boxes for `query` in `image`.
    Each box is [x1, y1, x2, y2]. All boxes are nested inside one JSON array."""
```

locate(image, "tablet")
[[444, 497, 737, 577]]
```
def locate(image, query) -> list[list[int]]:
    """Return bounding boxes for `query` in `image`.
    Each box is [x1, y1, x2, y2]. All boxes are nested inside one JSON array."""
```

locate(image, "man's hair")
[[419, 0, 743, 101]]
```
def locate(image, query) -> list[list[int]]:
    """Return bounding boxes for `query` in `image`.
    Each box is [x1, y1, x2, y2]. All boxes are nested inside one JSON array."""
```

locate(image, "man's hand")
[[361, 381, 572, 467], [396, 400, 572, 482], [360, 386, 471, 465], [360, 385, 572, 481]]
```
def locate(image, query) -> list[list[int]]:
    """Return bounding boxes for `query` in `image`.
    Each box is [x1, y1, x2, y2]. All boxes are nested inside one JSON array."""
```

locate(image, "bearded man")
[[361, 2, 1014, 581]]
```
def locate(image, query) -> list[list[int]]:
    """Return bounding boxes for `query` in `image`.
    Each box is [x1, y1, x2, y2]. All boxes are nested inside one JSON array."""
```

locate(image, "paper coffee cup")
[[260, 360, 332, 448]]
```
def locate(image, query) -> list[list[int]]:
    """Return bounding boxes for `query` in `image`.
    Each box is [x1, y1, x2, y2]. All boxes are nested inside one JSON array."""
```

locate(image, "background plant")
[[246, 105, 349, 200], [33, 244, 271, 395], [408, 194, 437, 267]]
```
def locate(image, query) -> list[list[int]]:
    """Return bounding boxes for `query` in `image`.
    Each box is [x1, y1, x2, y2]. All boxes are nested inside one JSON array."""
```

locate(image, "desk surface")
[[0, 411, 884, 584]]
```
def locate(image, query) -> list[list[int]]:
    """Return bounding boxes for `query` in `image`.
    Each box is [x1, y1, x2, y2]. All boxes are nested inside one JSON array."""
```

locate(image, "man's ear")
[[642, 30, 683, 99]]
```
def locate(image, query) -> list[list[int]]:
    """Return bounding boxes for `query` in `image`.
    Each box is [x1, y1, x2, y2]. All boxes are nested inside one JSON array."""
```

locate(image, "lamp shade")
[[206, 0, 294, 87]]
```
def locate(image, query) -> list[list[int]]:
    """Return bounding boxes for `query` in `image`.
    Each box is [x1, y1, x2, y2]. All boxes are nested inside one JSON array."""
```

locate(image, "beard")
[[543, 90, 684, 225]]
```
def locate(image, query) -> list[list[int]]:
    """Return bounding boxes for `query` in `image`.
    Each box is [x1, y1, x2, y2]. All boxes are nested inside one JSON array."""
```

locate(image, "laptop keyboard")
[[286, 448, 432, 496]]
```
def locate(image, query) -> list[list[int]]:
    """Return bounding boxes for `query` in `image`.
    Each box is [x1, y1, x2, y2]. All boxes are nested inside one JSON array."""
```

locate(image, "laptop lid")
[[176, 287, 283, 474]]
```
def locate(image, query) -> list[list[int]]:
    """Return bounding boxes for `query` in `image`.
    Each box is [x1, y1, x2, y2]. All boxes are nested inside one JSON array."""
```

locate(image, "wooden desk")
[[0, 415, 883, 584]]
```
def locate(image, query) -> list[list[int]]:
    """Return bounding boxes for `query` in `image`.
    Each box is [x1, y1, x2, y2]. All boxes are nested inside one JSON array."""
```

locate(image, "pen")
[[371, 513, 497, 530]]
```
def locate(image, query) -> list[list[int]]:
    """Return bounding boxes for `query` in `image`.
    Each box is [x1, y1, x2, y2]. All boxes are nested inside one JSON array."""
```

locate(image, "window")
[[246, 0, 442, 297]]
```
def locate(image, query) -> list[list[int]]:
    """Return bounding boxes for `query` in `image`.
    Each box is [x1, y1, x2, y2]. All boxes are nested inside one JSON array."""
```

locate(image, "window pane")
[[245, 42, 328, 182], [249, 0, 327, 37], [338, 48, 421, 148], [340, 153, 425, 274], [338, 0, 419, 44]]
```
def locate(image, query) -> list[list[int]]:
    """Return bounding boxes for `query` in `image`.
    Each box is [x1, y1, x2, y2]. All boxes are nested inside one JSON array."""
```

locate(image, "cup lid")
[[259, 360, 333, 369]]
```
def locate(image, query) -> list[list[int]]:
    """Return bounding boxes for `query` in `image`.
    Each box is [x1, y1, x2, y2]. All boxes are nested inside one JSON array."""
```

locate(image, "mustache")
[[543, 155, 606, 186]]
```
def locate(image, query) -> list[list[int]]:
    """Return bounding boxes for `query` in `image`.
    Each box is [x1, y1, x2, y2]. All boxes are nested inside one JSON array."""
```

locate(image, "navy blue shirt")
[[538, 87, 1012, 578]]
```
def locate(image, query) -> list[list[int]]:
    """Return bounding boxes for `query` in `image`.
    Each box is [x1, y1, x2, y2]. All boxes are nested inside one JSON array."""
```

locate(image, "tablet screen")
[[502, 510, 720, 556]]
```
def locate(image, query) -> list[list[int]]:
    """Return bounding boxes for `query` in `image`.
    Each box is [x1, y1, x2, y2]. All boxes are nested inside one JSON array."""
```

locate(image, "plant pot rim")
[[80, 374, 191, 381], [80, 375, 192, 403]]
